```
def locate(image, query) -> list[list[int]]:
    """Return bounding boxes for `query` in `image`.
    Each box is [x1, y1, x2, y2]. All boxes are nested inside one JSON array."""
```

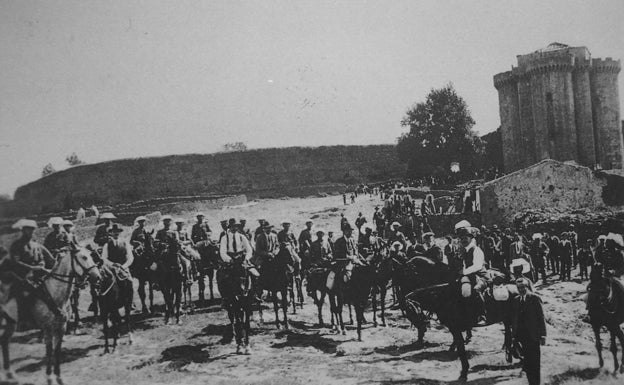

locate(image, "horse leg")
[[347, 301, 354, 325], [45, 329, 54, 385], [175, 281, 182, 324], [609, 329, 619, 373], [289, 277, 296, 315], [101, 310, 110, 354], [126, 292, 134, 345], [296, 275, 304, 308], [281, 288, 289, 329], [452, 329, 469, 380], [111, 310, 121, 352], [272, 290, 281, 329], [53, 328, 64, 385], [465, 329, 472, 345], [372, 286, 378, 327], [162, 288, 171, 325], [356, 304, 364, 341], [234, 308, 243, 354], [380, 286, 387, 327], [1, 319, 16, 380], [504, 321, 513, 363], [198, 272, 206, 304], [208, 269, 215, 300], [614, 326, 624, 373], [593, 324, 604, 367], [243, 299, 252, 354], [148, 280, 155, 312], [138, 279, 148, 314]]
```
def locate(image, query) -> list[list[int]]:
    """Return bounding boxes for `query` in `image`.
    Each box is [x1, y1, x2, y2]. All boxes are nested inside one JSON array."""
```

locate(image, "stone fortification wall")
[[480, 159, 614, 226], [11, 145, 404, 215]]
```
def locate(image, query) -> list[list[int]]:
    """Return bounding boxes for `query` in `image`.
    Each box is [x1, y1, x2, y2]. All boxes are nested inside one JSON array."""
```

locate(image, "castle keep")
[[494, 43, 622, 172]]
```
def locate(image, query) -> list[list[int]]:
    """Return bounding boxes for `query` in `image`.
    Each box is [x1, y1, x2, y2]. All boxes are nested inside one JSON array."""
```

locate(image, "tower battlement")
[[591, 58, 621, 73]]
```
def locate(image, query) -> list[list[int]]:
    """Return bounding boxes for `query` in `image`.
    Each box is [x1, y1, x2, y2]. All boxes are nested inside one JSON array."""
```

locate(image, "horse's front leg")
[[1, 319, 16, 380], [452, 329, 469, 380], [609, 329, 619, 373], [45, 329, 54, 384], [53, 327, 64, 385], [593, 325, 604, 368], [371, 286, 378, 327], [138, 279, 148, 314], [281, 289, 289, 329], [380, 286, 387, 327], [175, 283, 182, 324], [272, 291, 281, 329]]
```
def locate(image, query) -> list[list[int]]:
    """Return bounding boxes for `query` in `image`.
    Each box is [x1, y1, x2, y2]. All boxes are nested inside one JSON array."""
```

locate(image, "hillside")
[[9, 145, 404, 215]]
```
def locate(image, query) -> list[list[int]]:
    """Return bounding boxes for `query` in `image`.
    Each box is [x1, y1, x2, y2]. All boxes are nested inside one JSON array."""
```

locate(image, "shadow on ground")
[[270, 330, 340, 354]]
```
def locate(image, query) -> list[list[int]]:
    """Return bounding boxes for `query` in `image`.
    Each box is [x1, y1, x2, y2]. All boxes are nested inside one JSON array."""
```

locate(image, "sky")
[[1, 0, 623, 197]]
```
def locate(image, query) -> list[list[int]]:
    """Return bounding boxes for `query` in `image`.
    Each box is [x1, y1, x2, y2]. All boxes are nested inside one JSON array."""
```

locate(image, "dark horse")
[[129, 238, 155, 314], [404, 264, 517, 380], [216, 256, 253, 354], [153, 239, 183, 325], [329, 260, 376, 341], [305, 266, 331, 327], [195, 240, 220, 304], [97, 263, 134, 353], [586, 263, 624, 373], [368, 246, 392, 327], [257, 245, 296, 328]]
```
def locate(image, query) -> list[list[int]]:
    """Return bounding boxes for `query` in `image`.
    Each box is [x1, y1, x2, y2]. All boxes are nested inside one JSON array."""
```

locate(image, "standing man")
[[530, 233, 549, 284], [191, 213, 212, 244], [512, 277, 546, 385], [577, 239, 594, 281], [354, 213, 367, 233], [388, 222, 407, 251], [94, 213, 116, 247], [373, 207, 385, 239]]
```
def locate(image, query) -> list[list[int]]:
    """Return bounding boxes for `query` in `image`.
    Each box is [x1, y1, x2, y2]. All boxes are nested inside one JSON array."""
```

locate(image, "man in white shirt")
[[456, 223, 488, 324], [101, 224, 134, 274], [219, 219, 253, 263]]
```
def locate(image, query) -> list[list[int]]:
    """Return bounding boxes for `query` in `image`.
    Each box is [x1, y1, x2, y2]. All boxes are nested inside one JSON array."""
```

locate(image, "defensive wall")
[[479, 159, 624, 227], [9, 145, 405, 215]]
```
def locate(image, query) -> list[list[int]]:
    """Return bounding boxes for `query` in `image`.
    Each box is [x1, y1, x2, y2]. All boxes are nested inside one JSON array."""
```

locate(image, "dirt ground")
[[2, 195, 623, 385]]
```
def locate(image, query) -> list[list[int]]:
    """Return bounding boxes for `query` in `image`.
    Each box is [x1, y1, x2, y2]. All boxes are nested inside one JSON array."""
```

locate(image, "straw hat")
[[100, 213, 116, 220], [391, 241, 404, 251], [12, 219, 37, 229], [47, 217, 63, 227]]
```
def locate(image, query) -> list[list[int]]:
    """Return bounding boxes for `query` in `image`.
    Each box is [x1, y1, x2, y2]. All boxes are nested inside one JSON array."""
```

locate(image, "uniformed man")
[[277, 220, 299, 252], [358, 224, 380, 261], [219, 219, 253, 263], [298, 220, 314, 255], [577, 239, 594, 281], [101, 224, 134, 275], [191, 213, 212, 245], [174, 218, 190, 243], [130, 216, 152, 253], [333, 223, 364, 265], [354, 213, 367, 232], [388, 222, 407, 251], [7, 219, 61, 316], [62, 220, 80, 249], [218, 220, 229, 242], [253, 219, 266, 242], [94, 213, 116, 247], [373, 206, 385, 238], [530, 233, 550, 283], [155, 215, 176, 244], [43, 217, 68, 255], [253, 222, 279, 269], [239, 219, 252, 242], [309, 230, 332, 267]]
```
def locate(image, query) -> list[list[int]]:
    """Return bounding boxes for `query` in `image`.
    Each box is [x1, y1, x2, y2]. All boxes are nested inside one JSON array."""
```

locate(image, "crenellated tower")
[[494, 43, 622, 172]]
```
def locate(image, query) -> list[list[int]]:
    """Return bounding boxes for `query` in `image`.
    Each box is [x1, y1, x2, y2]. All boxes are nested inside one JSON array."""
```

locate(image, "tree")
[[65, 152, 85, 166], [481, 127, 504, 171], [222, 142, 248, 152], [42, 163, 56, 177], [397, 84, 481, 179]]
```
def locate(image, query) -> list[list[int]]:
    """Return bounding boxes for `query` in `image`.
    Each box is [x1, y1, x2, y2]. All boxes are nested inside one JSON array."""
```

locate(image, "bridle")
[[45, 248, 98, 285]]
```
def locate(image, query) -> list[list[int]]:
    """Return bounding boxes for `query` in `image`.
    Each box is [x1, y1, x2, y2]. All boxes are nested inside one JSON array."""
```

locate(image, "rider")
[[331, 223, 366, 284], [174, 218, 197, 281], [388, 222, 407, 251], [62, 220, 80, 249], [130, 216, 152, 253], [277, 220, 300, 269], [191, 212, 212, 245], [603, 233, 624, 279], [6, 219, 61, 316], [298, 220, 314, 270], [455, 221, 489, 324], [219, 218, 253, 264], [93, 213, 116, 247], [309, 230, 332, 268], [253, 221, 279, 270], [101, 224, 134, 276], [43, 217, 69, 255], [422, 232, 444, 264]]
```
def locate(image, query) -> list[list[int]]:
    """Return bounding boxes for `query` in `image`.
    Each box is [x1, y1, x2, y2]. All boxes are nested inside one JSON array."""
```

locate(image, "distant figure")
[[350, 194, 355, 204], [343, 193, 347, 205], [76, 207, 86, 220], [90, 205, 99, 218]]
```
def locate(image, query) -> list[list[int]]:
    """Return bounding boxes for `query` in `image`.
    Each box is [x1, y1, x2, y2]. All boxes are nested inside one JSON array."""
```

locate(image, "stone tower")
[[494, 43, 623, 172]]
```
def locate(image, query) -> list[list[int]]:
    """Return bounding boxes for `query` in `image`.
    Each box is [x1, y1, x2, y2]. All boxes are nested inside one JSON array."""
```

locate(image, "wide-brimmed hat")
[[454, 220, 472, 230], [161, 215, 173, 221], [422, 231, 435, 239], [532, 233, 543, 240], [196, 212, 206, 217], [62, 219, 74, 227], [391, 241, 404, 251], [174, 218, 185, 224], [510, 258, 531, 274], [456, 226, 478, 237], [282, 219, 292, 225], [360, 223, 374, 234], [606, 233, 624, 247], [47, 217, 63, 227], [391, 221, 401, 228], [262, 221, 274, 229], [108, 224, 124, 233], [316, 229, 325, 235], [135, 215, 147, 223], [342, 223, 354, 232], [13, 219, 38, 229], [305, 219, 313, 224], [100, 213, 116, 220], [598, 234, 607, 240]]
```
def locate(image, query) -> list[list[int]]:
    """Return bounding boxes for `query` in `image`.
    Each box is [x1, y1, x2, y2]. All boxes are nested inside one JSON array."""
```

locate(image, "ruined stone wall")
[[11, 145, 404, 215], [480, 159, 608, 226]]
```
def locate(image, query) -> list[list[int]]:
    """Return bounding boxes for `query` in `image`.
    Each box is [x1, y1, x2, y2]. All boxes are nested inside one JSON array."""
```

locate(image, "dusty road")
[[2, 195, 622, 385]]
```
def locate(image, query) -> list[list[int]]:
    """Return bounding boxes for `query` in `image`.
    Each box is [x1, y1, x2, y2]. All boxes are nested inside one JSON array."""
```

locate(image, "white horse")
[[0, 247, 101, 385]]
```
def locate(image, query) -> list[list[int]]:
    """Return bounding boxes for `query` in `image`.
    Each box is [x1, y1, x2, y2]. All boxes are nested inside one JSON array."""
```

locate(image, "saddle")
[[102, 263, 132, 283]]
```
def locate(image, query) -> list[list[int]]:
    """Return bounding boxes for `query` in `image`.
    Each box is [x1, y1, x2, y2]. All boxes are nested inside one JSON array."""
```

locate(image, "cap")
[[174, 218, 185, 224], [391, 241, 404, 251], [62, 219, 74, 227], [456, 227, 478, 238], [454, 220, 472, 230], [196, 212, 206, 217], [161, 215, 173, 221], [391, 221, 401, 228], [100, 213, 116, 220], [47, 217, 64, 227], [13, 219, 38, 229], [282, 219, 292, 225], [135, 215, 148, 223]]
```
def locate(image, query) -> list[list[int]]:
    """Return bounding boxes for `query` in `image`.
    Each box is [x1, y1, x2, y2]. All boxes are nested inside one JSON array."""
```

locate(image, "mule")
[[0, 248, 101, 385], [258, 249, 293, 329], [195, 240, 220, 304], [216, 258, 253, 354], [586, 263, 624, 373], [97, 263, 134, 354], [153, 241, 183, 325], [130, 242, 156, 314]]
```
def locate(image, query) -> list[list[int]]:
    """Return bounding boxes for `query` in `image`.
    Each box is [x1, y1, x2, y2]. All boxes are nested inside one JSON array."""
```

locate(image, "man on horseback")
[[130, 216, 152, 253], [94, 213, 116, 247], [277, 220, 300, 269], [455, 221, 489, 324], [604, 233, 624, 279], [191, 213, 212, 245], [4, 219, 62, 317], [43, 217, 69, 255], [219, 219, 253, 264], [101, 224, 134, 277], [388, 222, 407, 251], [62, 220, 80, 249], [254, 222, 279, 270], [309, 230, 332, 267], [422, 232, 443, 264], [298, 220, 314, 269]]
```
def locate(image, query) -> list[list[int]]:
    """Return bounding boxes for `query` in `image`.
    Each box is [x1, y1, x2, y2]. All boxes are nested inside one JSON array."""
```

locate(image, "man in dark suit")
[[513, 277, 547, 385]]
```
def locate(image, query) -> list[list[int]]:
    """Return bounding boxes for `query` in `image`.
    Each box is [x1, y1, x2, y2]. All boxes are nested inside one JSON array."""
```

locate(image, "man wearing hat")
[[219, 219, 253, 263], [277, 220, 299, 253], [130, 216, 152, 254], [239, 219, 252, 242], [155, 215, 176, 244], [422, 232, 443, 264], [358, 224, 380, 260], [373, 206, 386, 238], [604, 233, 624, 278], [594, 234, 608, 265], [253, 221, 279, 270], [7, 219, 61, 316], [253, 219, 266, 242], [388, 222, 407, 251], [455, 223, 488, 324], [101, 224, 134, 284], [218, 220, 229, 243], [390, 241, 407, 264], [62, 220, 80, 249], [43, 217, 69, 255], [354, 212, 367, 232], [298, 220, 314, 268], [94, 213, 116, 247], [577, 239, 594, 281], [174, 218, 191, 243], [333, 223, 365, 266], [309, 230, 332, 267], [191, 213, 212, 245]]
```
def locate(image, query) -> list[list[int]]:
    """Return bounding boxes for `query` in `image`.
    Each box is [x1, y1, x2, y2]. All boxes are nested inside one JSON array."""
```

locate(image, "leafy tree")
[[65, 152, 85, 166], [222, 142, 248, 152], [481, 127, 504, 171], [42, 163, 56, 177], [397, 84, 481, 179]]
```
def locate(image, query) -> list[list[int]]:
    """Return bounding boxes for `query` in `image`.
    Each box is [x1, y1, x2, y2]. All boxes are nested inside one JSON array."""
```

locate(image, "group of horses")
[[2, 232, 624, 384]]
